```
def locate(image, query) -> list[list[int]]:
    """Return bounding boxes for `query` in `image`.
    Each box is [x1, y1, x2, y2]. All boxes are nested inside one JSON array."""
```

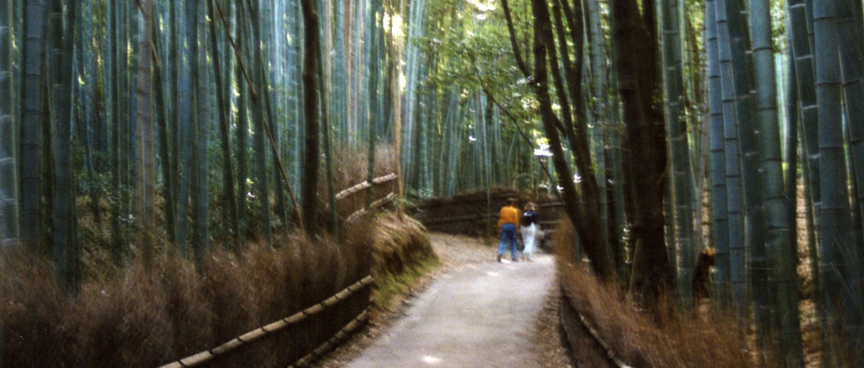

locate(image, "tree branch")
[[501, 0, 531, 78], [469, 57, 565, 204]]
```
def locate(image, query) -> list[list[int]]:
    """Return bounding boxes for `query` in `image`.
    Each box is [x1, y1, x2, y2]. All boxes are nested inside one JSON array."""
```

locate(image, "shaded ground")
[[313, 233, 572, 368]]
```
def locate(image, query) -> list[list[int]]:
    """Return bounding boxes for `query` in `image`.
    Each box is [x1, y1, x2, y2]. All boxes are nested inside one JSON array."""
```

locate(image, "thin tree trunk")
[[135, 0, 156, 270], [257, 0, 288, 230], [176, 0, 197, 255], [314, 0, 338, 237], [587, 0, 610, 273], [706, 0, 730, 310], [81, 1, 100, 226], [167, 0, 180, 246], [49, 0, 78, 291], [813, 1, 859, 363], [301, 0, 321, 236], [750, 0, 804, 364], [108, 0, 124, 261], [366, 0, 381, 208], [20, 0, 46, 251], [236, 3, 249, 238], [245, 0, 272, 244], [787, 0, 822, 325], [795, 3, 820, 180], [607, 71, 629, 284], [783, 30, 799, 274], [833, 0, 864, 359], [392, 0, 404, 201], [722, 0, 773, 349], [0, 0, 18, 248], [192, 0, 209, 265], [118, 1, 132, 246], [661, 0, 696, 308], [154, 2, 173, 248], [208, 0, 239, 247], [715, 0, 746, 314]]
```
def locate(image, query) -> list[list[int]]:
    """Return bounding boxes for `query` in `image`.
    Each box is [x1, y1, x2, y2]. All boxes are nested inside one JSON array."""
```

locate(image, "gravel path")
[[313, 233, 571, 368]]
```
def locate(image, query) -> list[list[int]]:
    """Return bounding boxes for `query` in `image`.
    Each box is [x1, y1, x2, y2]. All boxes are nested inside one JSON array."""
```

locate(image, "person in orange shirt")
[[497, 198, 521, 262]]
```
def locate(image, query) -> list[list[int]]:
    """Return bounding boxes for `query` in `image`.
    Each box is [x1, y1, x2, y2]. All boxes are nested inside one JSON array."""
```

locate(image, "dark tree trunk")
[[301, 0, 320, 236], [50, 0, 79, 291], [610, 0, 673, 307], [530, 0, 614, 281], [167, 0, 180, 246], [0, 0, 18, 247], [236, 11, 249, 238], [154, 4, 174, 247], [20, 0, 46, 252], [135, 0, 155, 270]]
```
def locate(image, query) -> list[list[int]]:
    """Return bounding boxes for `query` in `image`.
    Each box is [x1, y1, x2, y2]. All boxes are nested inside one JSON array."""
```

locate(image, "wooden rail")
[[560, 287, 631, 368], [335, 173, 398, 200], [345, 192, 398, 223], [288, 309, 370, 368], [420, 213, 489, 226], [413, 191, 518, 210], [157, 276, 374, 368]]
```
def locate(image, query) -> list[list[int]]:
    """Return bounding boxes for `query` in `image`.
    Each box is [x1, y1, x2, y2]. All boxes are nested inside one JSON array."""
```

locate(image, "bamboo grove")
[[0, 0, 539, 287], [1, 0, 864, 366]]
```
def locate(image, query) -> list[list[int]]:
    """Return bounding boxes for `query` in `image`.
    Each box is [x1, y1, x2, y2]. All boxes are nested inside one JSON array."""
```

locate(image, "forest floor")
[[311, 233, 574, 368]]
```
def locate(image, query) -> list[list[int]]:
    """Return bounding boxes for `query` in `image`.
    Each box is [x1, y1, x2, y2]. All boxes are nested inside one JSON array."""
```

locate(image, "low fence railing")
[[287, 309, 370, 368], [335, 173, 399, 222], [154, 176, 397, 368], [411, 189, 565, 236], [560, 286, 631, 368], [157, 276, 375, 368]]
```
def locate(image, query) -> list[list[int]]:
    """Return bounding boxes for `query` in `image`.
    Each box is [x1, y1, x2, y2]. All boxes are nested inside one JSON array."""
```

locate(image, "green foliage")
[[418, 0, 537, 131], [771, 0, 787, 52]]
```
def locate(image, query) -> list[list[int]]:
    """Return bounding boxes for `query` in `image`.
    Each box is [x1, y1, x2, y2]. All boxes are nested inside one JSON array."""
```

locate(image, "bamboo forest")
[[0, 0, 863, 366]]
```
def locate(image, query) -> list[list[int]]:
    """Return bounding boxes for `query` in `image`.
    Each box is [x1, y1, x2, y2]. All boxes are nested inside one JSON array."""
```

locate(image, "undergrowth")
[[1, 211, 440, 368], [553, 221, 770, 367], [1, 223, 373, 368], [369, 212, 439, 311]]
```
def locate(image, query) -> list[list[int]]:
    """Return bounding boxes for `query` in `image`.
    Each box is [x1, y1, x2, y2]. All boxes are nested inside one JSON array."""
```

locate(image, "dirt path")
[[323, 233, 570, 368]]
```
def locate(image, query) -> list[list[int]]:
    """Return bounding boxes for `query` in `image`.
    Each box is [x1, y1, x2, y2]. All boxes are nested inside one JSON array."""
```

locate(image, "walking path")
[[344, 249, 557, 368]]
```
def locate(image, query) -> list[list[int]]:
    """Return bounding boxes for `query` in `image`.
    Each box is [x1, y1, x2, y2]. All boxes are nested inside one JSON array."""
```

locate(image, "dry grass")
[[309, 144, 400, 228], [368, 212, 439, 311], [554, 222, 764, 368], [330, 144, 398, 192], [1, 224, 373, 368], [0, 209, 440, 368]]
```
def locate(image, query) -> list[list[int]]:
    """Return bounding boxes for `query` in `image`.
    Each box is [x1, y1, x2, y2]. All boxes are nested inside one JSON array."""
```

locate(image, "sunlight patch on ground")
[[421, 355, 442, 364], [486, 271, 500, 277]]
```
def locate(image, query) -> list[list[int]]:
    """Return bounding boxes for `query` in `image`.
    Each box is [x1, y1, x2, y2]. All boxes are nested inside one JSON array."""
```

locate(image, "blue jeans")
[[498, 224, 518, 259]]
